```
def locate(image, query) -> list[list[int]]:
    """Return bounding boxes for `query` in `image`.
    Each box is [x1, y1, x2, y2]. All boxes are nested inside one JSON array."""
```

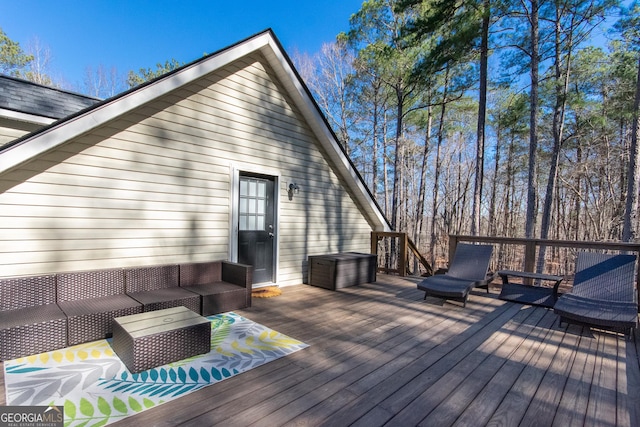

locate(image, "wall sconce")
[[288, 183, 299, 200]]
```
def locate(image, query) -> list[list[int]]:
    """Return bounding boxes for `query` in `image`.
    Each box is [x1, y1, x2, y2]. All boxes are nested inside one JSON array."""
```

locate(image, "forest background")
[[2, 0, 640, 273]]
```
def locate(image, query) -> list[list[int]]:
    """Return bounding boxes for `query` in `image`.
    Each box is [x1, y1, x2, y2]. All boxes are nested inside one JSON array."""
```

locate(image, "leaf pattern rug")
[[4, 312, 308, 426]]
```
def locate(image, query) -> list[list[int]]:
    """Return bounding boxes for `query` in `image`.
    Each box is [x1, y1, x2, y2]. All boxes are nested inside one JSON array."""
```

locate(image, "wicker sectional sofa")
[[0, 274, 67, 361], [0, 260, 252, 361]]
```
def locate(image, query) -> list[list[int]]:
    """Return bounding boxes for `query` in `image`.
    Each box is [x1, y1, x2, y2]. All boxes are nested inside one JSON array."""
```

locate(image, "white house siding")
[[0, 52, 376, 284]]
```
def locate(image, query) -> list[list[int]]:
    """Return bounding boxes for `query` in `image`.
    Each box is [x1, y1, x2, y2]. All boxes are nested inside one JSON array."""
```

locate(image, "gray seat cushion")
[[418, 275, 478, 299], [554, 293, 638, 329]]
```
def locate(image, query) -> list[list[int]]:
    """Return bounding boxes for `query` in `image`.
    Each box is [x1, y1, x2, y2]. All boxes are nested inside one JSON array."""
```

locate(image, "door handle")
[[269, 232, 274, 238]]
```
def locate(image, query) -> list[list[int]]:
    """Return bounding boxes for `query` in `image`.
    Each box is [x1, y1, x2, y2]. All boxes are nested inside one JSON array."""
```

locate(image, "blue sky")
[[3, 0, 364, 90]]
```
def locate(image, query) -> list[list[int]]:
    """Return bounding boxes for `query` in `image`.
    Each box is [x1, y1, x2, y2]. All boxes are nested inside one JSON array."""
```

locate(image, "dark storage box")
[[308, 252, 377, 290]]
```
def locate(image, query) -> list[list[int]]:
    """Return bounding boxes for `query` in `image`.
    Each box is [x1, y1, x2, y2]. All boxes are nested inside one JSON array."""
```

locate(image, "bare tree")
[[623, 55, 640, 241], [83, 64, 125, 99], [23, 36, 53, 86], [526, 0, 541, 240], [537, 0, 612, 270], [620, 3, 640, 241], [292, 42, 356, 152], [472, 0, 491, 236]]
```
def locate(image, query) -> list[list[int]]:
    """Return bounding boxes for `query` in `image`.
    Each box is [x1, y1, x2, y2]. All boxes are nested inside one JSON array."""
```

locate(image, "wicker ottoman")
[[112, 306, 211, 373]]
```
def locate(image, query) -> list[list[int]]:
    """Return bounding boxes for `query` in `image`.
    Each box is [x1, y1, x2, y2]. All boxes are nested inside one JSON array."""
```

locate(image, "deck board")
[[1, 274, 638, 426], [427, 307, 552, 427], [553, 327, 598, 427], [626, 334, 640, 427]]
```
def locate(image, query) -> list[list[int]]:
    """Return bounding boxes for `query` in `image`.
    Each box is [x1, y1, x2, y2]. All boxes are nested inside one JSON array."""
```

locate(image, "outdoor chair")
[[57, 268, 143, 345], [179, 261, 252, 316], [125, 264, 200, 313], [553, 252, 638, 339], [0, 274, 67, 361], [417, 243, 494, 307]]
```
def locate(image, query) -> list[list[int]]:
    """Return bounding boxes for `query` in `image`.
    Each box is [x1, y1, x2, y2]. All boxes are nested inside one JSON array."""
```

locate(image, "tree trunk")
[[430, 67, 450, 266], [504, 136, 515, 236], [623, 55, 640, 242], [415, 101, 433, 248], [489, 114, 502, 237], [472, 0, 490, 236], [371, 80, 381, 199], [391, 83, 405, 232], [525, 0, 540, 239], [537, 4, 572, 273], [383, 118, 390, 218], [574, 138, 582, 240]]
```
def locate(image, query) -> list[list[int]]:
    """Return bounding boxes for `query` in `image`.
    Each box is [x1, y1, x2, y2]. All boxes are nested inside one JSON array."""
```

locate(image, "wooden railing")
[[371, 232, 433, 277], [450, 235, 640, 304]]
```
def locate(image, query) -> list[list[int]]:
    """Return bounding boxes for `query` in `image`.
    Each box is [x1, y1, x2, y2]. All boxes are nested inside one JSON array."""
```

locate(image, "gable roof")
[[0, 75, 100, 125], [0, 29, 391, 232]]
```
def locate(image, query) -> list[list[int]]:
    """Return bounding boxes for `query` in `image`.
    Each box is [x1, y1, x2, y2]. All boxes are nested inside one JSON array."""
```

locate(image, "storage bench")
[[112, 306, 211, 373], [308, 252, 377, 290]]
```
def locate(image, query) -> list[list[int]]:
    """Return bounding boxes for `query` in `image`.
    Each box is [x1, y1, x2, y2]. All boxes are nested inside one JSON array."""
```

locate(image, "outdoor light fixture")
[[288, 183, 299, 200]]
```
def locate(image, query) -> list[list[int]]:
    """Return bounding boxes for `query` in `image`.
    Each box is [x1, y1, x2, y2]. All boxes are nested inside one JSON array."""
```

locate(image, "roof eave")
[[0, 107, 57, 125], [0, 30, 392, 232]]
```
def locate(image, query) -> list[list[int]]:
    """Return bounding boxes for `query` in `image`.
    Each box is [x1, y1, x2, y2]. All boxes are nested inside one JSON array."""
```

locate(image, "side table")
[[112, 306, 211, 373], [497, 270, 563, 308]]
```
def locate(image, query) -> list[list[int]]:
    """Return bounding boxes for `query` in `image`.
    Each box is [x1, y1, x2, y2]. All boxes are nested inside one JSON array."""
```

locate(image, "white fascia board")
[[261, 38, 391, 232], [0, 33, 273, 176], [0, 108, 56, 125]]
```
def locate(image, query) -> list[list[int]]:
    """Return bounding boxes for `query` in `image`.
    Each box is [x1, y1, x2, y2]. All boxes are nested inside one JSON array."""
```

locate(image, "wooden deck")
[[2, 274, 640, 426]]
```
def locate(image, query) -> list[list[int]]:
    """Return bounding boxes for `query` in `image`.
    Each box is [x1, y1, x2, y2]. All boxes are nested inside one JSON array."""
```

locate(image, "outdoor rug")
[[4, 312, 308, 426]]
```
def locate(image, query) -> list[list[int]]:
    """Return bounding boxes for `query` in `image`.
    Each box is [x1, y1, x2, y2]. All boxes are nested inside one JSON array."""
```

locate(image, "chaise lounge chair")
[[553, 252, 638, 339], [417, 243, 494, 307]]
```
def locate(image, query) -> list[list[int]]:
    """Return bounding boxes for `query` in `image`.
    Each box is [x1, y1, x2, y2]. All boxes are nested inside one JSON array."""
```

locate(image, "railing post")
[[524, 240, 536, 273], [522, 240, 537, 285], [399, 233, 407, 277]]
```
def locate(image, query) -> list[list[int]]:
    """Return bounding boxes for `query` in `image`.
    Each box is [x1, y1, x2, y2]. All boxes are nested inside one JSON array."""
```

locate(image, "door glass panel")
[[239, 177, 268, 231]]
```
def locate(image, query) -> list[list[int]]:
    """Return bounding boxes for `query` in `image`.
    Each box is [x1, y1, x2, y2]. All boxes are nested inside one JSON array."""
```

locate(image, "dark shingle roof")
[[0, 75, 101, 120]]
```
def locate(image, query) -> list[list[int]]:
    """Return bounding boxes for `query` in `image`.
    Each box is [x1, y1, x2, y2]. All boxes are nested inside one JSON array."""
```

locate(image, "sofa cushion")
[[0, 275, 56, 310], [58, 294, 141, 317], [57, 268, 126, 302], [125, 265, 179, 292], [0, 304, 68, 361], [0, 304, 66, 330], [182, 281, 245, 296], [180, 262, 222, 286], [128, 287, 200, 313]]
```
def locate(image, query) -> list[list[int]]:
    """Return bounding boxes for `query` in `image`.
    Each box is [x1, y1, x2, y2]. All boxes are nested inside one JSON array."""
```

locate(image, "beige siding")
[[0, 52, 375, 284], [0, 118, 41, 147]]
